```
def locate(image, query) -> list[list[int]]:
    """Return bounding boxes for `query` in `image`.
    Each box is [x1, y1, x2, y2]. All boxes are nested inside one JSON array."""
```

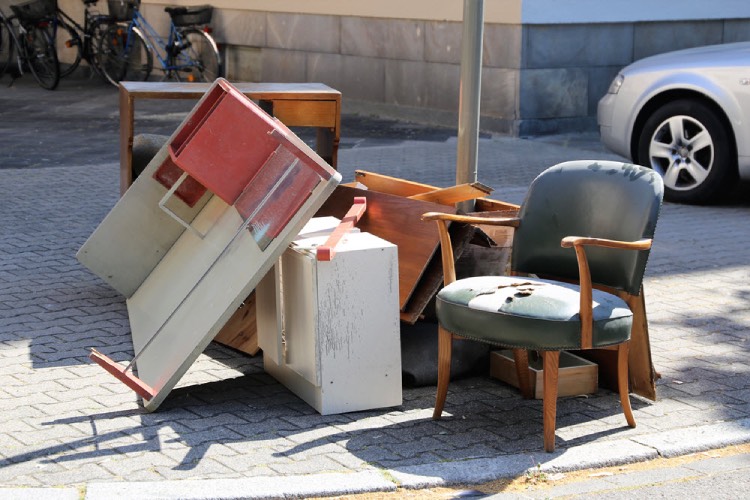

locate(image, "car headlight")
[[607, 74, 624, 94]]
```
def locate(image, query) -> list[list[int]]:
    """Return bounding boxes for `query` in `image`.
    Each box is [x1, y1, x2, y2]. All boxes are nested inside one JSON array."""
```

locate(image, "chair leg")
[[542, 350, 560, 452], [618, 342, 636, 428], [433, 325, 453, 420], [512, 349, 533, 399]]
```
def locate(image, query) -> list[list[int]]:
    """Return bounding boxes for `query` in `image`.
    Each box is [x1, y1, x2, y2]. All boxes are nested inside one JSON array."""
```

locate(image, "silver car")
[[598, 42, 750, 204]]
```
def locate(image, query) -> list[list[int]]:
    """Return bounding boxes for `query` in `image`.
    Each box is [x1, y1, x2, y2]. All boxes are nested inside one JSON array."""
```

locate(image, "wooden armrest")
[[559, 236, 651, 350], [422, 212, 521, 227], [561, 236, 652, 251]]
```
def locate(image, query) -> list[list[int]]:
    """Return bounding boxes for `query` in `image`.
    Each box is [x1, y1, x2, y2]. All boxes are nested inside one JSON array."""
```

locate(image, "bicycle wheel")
[[98, 24, 151, 86], [55, 19, 82, 78], [24, 24, 60, 90], [0, 19, 13, 78], [174, 28, 220, 82], [124, 27, 151, 82], [86, 17, 114, 78]]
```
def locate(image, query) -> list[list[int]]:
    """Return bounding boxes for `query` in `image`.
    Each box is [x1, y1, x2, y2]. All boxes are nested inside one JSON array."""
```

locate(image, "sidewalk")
[[1, 76, 750, 499]]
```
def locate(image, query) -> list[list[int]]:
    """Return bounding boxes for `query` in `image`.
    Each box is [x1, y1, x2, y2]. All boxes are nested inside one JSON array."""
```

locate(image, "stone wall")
[[518, 19, 750, 135], [141, 4, 750, 136]]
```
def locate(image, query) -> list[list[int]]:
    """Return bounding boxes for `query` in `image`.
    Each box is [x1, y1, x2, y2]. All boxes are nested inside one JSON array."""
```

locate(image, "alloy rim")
[[648, 114, 713, 192]]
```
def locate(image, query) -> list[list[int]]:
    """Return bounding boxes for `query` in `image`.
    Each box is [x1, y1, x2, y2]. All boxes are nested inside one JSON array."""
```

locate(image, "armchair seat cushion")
[[436, 276, 632, 350]]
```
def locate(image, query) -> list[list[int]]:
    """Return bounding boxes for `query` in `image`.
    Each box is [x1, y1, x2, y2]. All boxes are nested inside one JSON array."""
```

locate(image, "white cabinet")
[[257, 218, 402, 414]]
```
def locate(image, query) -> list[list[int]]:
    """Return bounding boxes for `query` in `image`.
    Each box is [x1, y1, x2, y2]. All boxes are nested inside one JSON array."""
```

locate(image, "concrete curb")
[[633, 417, 750, 458], [85, 471, 396, 499], [3, 419, 750, 499]]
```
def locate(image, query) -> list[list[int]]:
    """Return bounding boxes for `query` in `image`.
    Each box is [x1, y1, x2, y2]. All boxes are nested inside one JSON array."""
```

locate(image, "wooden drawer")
[[490, 349, 598, 399]]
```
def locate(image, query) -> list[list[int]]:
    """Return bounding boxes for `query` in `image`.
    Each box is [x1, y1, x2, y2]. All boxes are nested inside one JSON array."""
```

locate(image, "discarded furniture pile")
[[77, 79, 663, 451]]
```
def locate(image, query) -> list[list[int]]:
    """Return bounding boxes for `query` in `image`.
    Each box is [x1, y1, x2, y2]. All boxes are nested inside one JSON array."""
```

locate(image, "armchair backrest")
[[511, 161, 664, 296]]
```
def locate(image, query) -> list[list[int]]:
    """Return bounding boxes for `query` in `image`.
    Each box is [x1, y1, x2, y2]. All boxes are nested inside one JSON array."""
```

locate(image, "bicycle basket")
[[10, 0, 56, 22], [107, 0, 138, 22], [170, 5, 212, 27]]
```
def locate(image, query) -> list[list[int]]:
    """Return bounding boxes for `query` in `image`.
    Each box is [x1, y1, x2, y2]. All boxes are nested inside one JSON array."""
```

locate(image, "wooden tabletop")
[[119, 81, 341, 100]]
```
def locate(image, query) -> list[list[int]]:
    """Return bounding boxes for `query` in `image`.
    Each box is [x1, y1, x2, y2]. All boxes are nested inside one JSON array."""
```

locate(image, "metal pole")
[[456, 0, 484, 213]]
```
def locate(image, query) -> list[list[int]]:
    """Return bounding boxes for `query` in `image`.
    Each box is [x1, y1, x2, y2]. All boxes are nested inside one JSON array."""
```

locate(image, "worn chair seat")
[[437, 276, 633, 351]]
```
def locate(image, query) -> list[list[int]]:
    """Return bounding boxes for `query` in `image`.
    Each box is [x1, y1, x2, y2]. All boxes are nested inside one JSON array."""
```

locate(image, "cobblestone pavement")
[[1, 76, 750, 497]]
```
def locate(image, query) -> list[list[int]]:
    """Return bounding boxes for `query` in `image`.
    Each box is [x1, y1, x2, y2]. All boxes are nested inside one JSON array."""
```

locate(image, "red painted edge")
[[89, 349, 156, 401], [316, 197, 367, 261]]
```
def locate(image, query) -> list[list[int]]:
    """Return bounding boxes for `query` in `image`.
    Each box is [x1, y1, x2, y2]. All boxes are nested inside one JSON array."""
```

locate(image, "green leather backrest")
[[511, 161, 664, 296]]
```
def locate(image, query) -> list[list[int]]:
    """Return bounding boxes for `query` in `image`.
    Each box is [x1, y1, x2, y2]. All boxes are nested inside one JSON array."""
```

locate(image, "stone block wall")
[[516, 19, 750, 135], [142, 4, 750, 136]]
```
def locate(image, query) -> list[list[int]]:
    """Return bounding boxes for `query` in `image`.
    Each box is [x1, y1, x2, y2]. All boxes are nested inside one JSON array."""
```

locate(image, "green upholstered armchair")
[[423, 160, 664, 452]]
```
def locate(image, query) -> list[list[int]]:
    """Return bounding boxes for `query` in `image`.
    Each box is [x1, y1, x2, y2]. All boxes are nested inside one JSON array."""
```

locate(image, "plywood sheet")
[[213, 293, 258, 356], [399, 221, 475, 324]]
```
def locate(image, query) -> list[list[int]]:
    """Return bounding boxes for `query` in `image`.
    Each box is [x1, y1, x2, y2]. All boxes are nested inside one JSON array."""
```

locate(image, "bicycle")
[[0, 0, 60, 89], [98, 0, 221, 87], [0, 11, 11, 77], [49, 0, 116, 78]]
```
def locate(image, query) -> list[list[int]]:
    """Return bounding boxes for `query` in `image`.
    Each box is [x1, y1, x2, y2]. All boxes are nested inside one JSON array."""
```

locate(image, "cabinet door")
[[281, 250, 320, 386], [256, 264, 283, 364]]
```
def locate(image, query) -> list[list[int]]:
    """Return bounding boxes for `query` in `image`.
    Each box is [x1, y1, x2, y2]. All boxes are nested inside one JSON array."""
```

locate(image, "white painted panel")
[[256, 265, 282, 365], [316, 232, 402, 414], [76, 132, 211, 298], [281, 249, 320, 385], [127, 199, 254, 385], [258, 227, 402, 415]]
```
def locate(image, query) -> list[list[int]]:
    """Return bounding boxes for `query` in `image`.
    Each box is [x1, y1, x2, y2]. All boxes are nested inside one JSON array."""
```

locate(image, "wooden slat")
[[620, 289, 657, 401], [354, 170, 437, 197], [316, 197, 367, 261], [475, 197, 521, 212], [89, 349, 156, 400], [408, 182, 493, 205], [316, 185, 456, 311], [571, 287, 657, 402]]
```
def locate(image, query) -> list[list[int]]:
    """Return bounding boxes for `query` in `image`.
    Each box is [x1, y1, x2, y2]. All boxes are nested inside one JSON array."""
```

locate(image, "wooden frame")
[[119, 81, 341, 196], [489, 349, 598, 399]]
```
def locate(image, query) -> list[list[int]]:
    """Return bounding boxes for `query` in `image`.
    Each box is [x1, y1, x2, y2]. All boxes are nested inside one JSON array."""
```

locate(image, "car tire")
[[636, 99, 736, 204]]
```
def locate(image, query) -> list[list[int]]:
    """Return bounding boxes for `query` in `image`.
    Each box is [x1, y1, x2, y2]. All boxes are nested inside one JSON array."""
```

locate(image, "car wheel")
[[636, 99, 736, 204]]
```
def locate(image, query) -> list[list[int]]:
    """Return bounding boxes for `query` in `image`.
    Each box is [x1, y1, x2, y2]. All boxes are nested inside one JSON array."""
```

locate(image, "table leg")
[[119, 85, 135, 197], [316, 127, 335, 168]]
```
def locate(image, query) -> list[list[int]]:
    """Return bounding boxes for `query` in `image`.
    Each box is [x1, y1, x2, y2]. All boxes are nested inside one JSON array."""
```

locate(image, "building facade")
[[88, 1, 750, 135]]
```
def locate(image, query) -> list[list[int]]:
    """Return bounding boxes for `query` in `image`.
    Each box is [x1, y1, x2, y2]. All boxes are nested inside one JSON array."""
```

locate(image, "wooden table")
[[119, 81, 341, 196]]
